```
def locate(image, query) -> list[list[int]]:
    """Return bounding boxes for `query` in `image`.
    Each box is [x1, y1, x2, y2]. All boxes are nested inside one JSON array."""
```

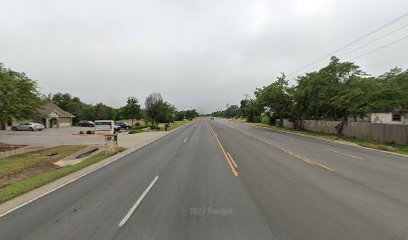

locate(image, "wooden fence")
[[282, 119, 408, 144]]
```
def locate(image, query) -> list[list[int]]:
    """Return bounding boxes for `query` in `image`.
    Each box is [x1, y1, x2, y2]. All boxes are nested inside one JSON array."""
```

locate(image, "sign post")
[[95, 120, 118, 154]]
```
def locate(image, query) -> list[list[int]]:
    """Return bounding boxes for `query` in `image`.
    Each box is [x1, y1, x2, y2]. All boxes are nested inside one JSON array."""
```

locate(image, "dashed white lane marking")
[[118, 176, 159, 228], [327, 149, 363, 160], [0, 153, 128, 218], [184, 137, 188, 143]]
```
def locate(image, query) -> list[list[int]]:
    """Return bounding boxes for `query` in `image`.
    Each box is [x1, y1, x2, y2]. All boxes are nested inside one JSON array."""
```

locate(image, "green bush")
[[261, 115, 270, 125], [86, 130, 94, 134], [129, 129, 143, 134], [150, 125, 161, 130], [79, 131, 84, 134], [135, 122, 141, 126]]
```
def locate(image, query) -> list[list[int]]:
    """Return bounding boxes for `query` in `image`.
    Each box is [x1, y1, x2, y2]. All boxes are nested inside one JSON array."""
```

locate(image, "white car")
[[12, 123, 45, 131]]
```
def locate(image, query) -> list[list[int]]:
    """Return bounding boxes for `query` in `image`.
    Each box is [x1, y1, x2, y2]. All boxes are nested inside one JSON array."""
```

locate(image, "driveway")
[[0, 127, 104, 146]]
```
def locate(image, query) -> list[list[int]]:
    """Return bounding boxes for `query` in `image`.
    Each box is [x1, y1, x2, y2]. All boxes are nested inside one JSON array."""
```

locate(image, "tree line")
[[213, 57, 408, 135], [0, 63, 199, 126]]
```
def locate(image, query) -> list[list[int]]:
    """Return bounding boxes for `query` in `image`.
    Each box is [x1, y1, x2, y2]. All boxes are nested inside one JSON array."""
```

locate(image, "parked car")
[[12, 123, 45, 131], [79, 120, 95, 127], [115, 121, 132, 130], [114, 125, 121, 133]]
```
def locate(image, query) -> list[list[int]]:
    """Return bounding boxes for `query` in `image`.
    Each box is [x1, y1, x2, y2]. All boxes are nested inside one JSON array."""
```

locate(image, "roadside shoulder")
[[235, 120, 408, 158]]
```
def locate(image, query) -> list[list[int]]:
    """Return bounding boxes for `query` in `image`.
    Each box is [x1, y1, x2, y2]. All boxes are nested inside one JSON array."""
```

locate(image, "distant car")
[[12, 123, 45, 131], [79, 120, 95, 127], [115, 122, 132, 130], [114, 125, 121, 133]]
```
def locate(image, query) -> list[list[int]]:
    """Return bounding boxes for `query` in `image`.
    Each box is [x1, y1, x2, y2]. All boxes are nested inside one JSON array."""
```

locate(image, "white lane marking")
[[0, 123, 194, 218], [184, 137, 188, 143], [0, 153, 126, 218], [327, 149, 363, 159], [119, 176, 159, 228]]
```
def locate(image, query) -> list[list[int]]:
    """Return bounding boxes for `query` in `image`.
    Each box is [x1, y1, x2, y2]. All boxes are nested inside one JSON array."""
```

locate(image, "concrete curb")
[[0, 122, 191, 217]]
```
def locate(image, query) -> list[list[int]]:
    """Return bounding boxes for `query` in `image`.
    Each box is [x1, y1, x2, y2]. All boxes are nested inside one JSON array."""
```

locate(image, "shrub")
[[135, 122, 141, 126], [133, 125, 146, 130], [129, 129, 143, 134], [86, 130, 94, 134], [150, 125, 161, 130], [79, 131, 84, 134]]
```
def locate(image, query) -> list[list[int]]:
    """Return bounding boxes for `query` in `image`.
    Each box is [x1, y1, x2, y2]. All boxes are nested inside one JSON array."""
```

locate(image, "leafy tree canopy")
[[0, 63, 42, 123]]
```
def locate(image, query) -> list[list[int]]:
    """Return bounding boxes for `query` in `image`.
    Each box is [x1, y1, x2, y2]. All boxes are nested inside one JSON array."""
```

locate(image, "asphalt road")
[[0, 118, 407, 239]]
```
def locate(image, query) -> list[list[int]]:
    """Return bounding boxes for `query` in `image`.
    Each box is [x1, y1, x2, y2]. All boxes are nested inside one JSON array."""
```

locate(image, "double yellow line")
[[211, 127, 239, 177], [227, 124, 335, 172]]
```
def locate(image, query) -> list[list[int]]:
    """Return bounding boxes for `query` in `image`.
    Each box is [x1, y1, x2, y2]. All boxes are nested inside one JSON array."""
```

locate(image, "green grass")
[[0, 145, 85, 178], [129, 129, 143, 134], [0, 148, 125, 204], [237, 120, 408, 155], [119, 119, 192, 131], [167, 120, 190, 130]]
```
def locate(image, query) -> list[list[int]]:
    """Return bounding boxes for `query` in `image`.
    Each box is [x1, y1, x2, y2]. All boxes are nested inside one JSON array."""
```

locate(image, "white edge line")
[[0, 123, 192, 219], [118, 176, 159, 228], [184, 137, 188, 143], [328, 149, 363, 159], [0, 153, 127, 218]]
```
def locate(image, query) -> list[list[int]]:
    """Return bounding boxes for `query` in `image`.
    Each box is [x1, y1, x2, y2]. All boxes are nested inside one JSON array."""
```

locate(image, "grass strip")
[[0, 148, 125, 204], [0, 145, 85, 178]]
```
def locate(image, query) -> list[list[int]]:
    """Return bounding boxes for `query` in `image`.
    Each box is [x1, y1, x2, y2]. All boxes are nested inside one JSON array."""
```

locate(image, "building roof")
[[39, 103, 75, 118]]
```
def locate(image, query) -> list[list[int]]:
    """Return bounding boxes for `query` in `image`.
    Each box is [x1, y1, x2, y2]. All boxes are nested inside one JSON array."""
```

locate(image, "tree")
[[377, 67, 408, 109], [223, 105, 240, 118], [185, 109, 199, 119], [0, 64, 42, 123], [157, 102, 176, 123], [175, 111, 186, 121], [121, 97, 141, 126], [175, 109, 199, 121], [145, 92, 165, 126], [254, 73, 291, 126], [240, 99, 263, 122], [49, 92, 122, 122], [94, 103, 109, 119], [239, 56, 406, 135]]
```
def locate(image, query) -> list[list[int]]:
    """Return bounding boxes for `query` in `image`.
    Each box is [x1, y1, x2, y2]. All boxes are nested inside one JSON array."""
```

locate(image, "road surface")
[[0, 118, 407, 239]]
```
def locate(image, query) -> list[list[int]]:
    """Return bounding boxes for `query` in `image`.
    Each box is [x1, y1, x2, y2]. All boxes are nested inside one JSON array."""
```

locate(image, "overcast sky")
[[1, 0, 407, 113]]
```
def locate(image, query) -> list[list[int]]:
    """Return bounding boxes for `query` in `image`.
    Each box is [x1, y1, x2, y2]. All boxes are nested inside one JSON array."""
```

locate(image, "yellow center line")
[[227, 124, 335, 172], [210, 127, 239, 177], [227, 152, 238, 168]]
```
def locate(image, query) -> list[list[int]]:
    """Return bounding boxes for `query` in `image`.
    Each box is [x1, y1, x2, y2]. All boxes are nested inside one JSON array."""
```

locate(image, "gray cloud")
[[1, 0, 407, 113]]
